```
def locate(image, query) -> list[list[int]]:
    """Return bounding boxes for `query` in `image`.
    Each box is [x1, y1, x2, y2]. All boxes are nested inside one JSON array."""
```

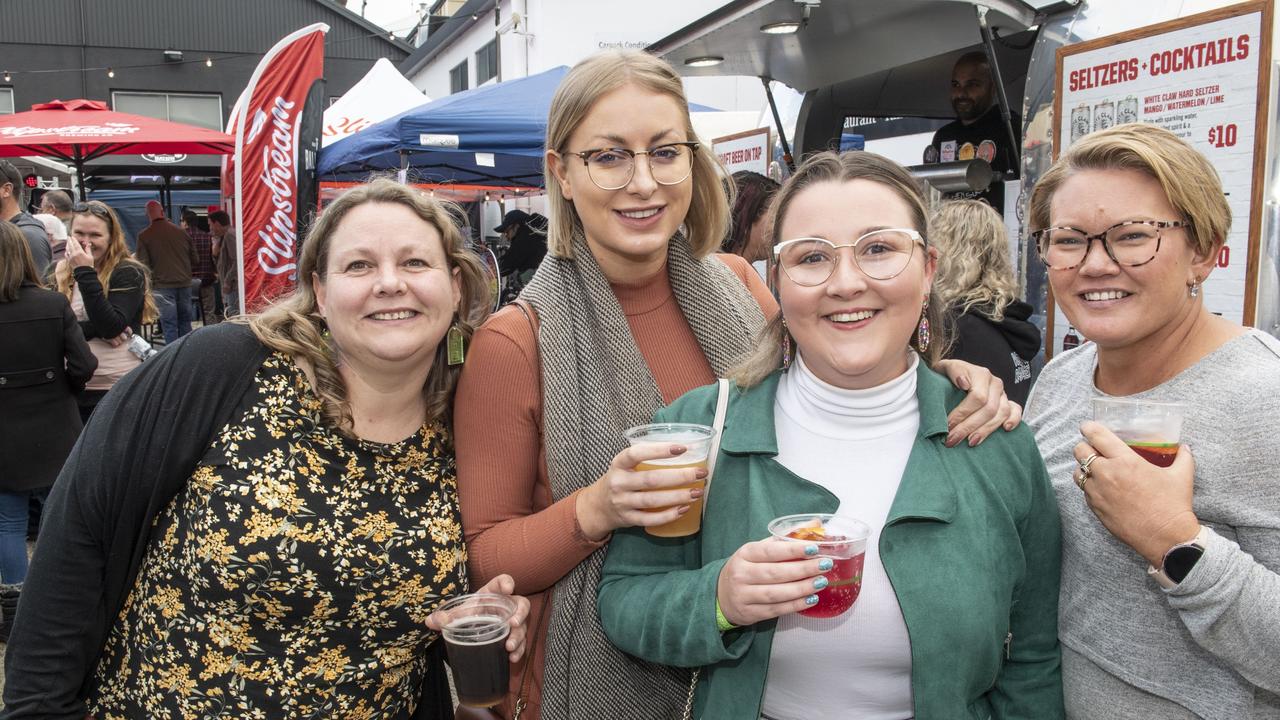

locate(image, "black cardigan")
[[0, 322, 454, 720]]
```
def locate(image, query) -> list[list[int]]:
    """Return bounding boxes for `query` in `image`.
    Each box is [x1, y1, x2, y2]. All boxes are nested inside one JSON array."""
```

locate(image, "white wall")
[[407, 0, 765, 113]]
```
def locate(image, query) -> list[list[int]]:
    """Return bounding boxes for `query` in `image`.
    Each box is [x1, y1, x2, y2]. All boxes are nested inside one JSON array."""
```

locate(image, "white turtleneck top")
[[760, 352, 917, 720]]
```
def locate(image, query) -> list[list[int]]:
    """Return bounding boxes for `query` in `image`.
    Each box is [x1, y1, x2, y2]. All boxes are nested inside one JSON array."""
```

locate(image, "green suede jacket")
[[598, 365, 1064, 720]]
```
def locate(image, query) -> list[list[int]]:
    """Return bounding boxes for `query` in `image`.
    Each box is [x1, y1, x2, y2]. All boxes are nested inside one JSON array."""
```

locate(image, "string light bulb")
[[205, 58, 213, 67], [3, 72, 10, 82], [107, 67, 115, 78]]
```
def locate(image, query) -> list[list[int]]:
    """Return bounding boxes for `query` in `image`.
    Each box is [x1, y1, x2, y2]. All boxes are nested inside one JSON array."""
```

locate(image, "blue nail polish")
[[804, 594, 819, 605], [817, 558, 834, 572], [804, 544, 819, 556], [813, 576, 829, 590]]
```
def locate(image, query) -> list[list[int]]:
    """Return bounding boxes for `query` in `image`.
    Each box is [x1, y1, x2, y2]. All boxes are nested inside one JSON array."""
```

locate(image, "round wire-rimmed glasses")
[[773, 229, 926, 286], [564, 141, 699, 190], [1032, 219, 1191, 270]]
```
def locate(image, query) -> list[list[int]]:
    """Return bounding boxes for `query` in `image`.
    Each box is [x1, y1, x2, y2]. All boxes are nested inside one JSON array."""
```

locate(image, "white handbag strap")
[[702, 378, 730, 518]]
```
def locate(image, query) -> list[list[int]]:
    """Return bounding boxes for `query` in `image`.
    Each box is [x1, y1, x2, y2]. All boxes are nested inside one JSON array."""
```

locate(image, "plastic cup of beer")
[[768, 514, 871, 618], [439, 593, 516, 708], [1091, 397, 1186, 467], [623, 423, 715, 537]]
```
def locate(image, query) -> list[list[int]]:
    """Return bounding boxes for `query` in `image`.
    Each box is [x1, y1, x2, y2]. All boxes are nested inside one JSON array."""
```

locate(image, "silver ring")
[[1078, 452, 1099, 479], [1074, 470, 1087, 490]]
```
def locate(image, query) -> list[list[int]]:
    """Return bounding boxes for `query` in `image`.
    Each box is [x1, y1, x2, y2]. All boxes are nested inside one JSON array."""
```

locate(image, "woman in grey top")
[[1024, 123, 1280, 718]]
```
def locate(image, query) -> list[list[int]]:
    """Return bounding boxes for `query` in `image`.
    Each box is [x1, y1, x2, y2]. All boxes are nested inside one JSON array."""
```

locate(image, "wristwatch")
[[1147, 526, 1209, 589]]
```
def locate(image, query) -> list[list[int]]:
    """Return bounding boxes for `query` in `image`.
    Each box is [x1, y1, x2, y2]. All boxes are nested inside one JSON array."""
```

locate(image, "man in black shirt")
[[924, 52, 1021, 212]]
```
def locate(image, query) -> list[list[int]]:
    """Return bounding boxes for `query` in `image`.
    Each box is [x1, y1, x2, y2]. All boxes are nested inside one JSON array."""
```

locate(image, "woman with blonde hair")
[[1025, 123, 1280, 717], [598, 151, 1062, 720], [52, 200, 158, 421], [454, 50, 1021, 720], [4, 179, 530, 720], [931, 199, 1041, 405]]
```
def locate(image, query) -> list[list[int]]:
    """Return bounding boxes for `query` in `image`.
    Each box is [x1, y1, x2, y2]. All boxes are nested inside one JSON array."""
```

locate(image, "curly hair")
[[930, 199, 1020, 321], [247, 178, 491, 432]]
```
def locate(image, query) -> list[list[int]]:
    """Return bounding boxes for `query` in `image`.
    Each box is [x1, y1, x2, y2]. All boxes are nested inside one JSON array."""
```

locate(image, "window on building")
[[0, 88, 14, 115], [476, 39, 498, 85], [450, 60, 469, 94], [113, 91, 223, 130]]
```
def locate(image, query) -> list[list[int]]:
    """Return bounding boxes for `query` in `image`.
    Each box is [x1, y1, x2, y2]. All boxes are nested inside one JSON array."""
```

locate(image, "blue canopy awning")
[[317, 66, 568, 186], [318, 65, 721, 188]]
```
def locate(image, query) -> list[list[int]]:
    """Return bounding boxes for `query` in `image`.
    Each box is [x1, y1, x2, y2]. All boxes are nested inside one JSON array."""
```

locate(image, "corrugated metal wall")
[[0, 0, 406, 60]]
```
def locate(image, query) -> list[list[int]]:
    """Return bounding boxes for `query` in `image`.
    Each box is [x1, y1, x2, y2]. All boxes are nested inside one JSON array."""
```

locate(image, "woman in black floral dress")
[[3, 179, 529, 720]]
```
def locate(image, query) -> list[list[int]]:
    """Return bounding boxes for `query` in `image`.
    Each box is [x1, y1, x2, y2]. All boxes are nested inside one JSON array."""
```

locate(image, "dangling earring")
[[781, 317, 793, 371], [446, 319, 466, 366], [914, 298, 931, 354], [1188, 277, 1202, 298]]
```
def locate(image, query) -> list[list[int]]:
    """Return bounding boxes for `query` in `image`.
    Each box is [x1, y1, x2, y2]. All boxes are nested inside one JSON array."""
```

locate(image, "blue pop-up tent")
[[317, 66, 569, 187], [318, 65, 721, 188]]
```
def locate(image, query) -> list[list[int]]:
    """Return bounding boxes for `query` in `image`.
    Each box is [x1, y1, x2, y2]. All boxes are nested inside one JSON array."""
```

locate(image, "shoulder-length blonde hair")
[[57, 201, 158, 324], [729, 151, 948, 388], [0, 221, 42, 301], [1029, 123, 1231, 257], [544, 50, 730, 260], [248, 178, 491, 431], [930, 199, 1020, 321]]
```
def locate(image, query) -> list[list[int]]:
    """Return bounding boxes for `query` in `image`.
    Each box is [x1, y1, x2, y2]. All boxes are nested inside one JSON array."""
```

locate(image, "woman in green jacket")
[[598, 151, 1063, 720]]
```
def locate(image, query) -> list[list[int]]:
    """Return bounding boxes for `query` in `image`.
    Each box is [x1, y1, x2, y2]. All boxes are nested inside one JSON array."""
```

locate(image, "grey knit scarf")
[[519, 229, 765, 720]]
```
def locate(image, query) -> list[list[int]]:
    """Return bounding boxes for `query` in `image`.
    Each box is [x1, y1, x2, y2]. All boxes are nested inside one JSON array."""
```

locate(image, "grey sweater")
[[1026, 330, 1280, 720]]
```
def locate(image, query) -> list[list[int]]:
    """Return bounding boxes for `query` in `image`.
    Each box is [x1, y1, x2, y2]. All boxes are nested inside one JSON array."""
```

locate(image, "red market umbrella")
[[0, 99, 234, 199]]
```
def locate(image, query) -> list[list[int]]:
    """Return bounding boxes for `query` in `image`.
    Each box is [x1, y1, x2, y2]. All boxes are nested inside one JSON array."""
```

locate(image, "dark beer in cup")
[[439, 594, 516, 708]]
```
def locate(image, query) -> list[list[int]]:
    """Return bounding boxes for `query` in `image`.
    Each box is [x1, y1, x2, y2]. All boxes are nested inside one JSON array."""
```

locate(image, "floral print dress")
[[87, 353, 468, 719]]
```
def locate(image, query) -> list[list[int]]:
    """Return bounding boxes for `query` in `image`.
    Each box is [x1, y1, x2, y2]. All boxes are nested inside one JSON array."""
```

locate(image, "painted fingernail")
[[968, 434, 980, 447], [804, 544, 819, 556], [689, 489, 703, 499], [670, 445, 687, 455], [813, 576, 829, 590], [804, 594, 819, 605], [695, 469, 708, 479], [677, 505, 690, 514], [817, 558, 833, 571]]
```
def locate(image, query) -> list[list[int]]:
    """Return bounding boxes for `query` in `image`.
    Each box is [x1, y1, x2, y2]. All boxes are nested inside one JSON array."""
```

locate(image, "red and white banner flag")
[[232, 23, 328, 312]]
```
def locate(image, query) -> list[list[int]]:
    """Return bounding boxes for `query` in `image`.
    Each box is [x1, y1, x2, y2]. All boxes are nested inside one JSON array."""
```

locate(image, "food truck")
[[650, 0, 1280, 355]]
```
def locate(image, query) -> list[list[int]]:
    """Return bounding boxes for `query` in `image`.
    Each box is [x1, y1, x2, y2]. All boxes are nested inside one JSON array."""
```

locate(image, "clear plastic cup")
[[768, 514, 871, 618], [1092, 397, 1186, 467], [438, 593, 516, 708], [624, 423, 715, 537]]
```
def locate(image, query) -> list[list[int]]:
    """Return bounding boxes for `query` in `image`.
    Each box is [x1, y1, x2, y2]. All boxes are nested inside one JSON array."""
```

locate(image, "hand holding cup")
[[716, 537, 837, 627]]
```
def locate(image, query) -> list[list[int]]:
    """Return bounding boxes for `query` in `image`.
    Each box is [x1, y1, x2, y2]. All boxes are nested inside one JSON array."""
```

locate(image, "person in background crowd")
[[599, 151, 1062, 720], [38, 189, 74, 237], [494, 209, 549, 286], [724, 170, 780, 278], [454, 49, 1019, 720], [2, 179, 530, 720], [209, 210, 239, 317], [32, 213, 69, 266], [0, 160, 52, 275], [923, 52, 1020, 213], [1025, 123, 1280, 718], [181, 210, 219, 324], [931, 199, 1040, 406], [136, 200, 196, 344], [53, 201, 157, 422], [0, 221, 97, 644]]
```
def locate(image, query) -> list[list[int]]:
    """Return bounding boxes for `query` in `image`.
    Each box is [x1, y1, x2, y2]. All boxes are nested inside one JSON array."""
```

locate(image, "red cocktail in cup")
[[1092, 398, 1186, 468], [768, 514, 870, 618]]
